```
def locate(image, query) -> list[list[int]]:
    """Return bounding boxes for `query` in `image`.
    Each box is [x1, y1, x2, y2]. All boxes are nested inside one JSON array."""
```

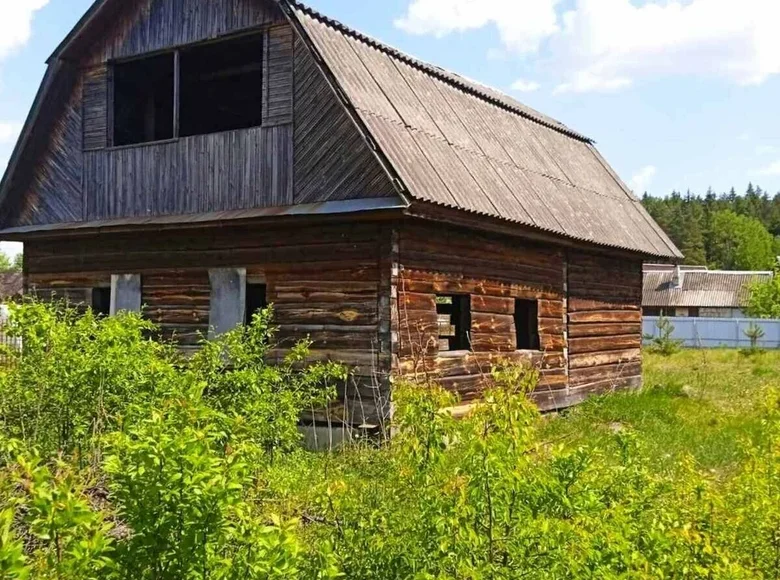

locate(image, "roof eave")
[[403, 200, 681, 261]]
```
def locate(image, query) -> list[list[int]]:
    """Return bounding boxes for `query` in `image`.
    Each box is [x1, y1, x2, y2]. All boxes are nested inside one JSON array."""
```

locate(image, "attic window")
[[111, 33, 264, 147], [113, 54, 175, 146], [180, 34, 264, 137], [436, 295, 471, 352]]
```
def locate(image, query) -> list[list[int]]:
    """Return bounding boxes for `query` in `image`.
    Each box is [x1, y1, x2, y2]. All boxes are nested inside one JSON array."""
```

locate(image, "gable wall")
[[2, 0, 396, 230]]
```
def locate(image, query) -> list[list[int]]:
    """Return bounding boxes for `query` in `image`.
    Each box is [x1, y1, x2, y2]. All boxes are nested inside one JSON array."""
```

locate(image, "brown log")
[[568, 310, 642, 324], [471, 295, 515, 315], [569, 349, 641, 369], [569, 334, 642, 354], [568, 322, 642, 338], [471, 312, 514, 334]]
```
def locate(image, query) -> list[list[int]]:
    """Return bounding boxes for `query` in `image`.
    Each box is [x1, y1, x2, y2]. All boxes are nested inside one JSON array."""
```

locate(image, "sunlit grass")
[[540, 349, 780, 473]]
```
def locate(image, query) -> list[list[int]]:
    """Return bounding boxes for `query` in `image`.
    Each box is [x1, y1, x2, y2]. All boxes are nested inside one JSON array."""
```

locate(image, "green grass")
[[540, 349, 780, 473]]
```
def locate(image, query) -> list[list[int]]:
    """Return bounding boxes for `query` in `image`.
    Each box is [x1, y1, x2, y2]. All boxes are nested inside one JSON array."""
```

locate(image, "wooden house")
[[0, 0, 681, 425], [643, 264, 772, 318]]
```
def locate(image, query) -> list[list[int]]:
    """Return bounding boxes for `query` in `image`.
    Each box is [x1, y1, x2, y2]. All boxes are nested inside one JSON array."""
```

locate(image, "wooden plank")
[[568, 310, 642, 324], [471, 312, 514, 334], [471, 295, 514, 315], [569, 349, 642, 369], [568, 322, 642, 338]]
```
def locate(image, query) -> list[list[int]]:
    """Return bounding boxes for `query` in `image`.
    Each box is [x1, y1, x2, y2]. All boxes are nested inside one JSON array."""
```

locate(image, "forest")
[[641, 183, 780, 269]]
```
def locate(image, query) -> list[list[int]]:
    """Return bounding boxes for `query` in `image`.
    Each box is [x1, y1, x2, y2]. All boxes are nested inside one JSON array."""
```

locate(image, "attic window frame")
[[108, 30, 266, 149]]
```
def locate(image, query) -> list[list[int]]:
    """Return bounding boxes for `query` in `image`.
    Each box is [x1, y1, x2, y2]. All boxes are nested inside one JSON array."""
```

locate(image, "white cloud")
[[396, 0, 780, 93], [554, 72, 632, 94], [510, 79, 541, 93], [755, 145, 779, 155], [0, 0, 49, 61], [395, 0, 560, 55], [630, 165, 657, 193], [756, 160, 780, 176]]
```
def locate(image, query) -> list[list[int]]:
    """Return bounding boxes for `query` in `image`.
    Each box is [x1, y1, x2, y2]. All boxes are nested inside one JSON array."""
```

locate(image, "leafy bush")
[[746, 269, 780, 319], [0, 301, 778, 578]]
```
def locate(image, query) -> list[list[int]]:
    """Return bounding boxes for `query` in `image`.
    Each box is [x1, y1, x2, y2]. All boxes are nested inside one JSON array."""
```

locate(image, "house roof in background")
[[0, 273, 23, 300], [643, 267, 772, 308]]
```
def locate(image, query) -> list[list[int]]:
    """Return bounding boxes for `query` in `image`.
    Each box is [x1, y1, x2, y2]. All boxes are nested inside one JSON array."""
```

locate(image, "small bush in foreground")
[[644, 315, 684, 356]]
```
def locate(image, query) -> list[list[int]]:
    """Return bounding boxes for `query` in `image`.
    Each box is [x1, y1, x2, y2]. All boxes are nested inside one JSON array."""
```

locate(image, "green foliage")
[[644, 315, 684, 355], [0, 300, 180, 458], [0, 302, 779, 578], [0, 251, 22, 274], [0, 440, 114, 579], [747, 270, 780, 319], [642, 184, 780, 267], [740, 322, 766, 357], [709, 210, 776, 270]]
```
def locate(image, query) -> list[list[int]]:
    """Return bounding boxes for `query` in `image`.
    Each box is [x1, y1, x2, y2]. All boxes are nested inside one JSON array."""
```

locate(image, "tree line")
[[641, 183, 780, 270]]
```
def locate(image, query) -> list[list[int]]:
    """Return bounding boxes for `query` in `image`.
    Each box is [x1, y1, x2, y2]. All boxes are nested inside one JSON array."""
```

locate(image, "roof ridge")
[[283, 0, 593, 143]]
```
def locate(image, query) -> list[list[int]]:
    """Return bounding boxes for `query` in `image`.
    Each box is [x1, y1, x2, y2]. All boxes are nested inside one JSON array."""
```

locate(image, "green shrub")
[[0, 301, 778, 578], [645, 315, 685, 355]]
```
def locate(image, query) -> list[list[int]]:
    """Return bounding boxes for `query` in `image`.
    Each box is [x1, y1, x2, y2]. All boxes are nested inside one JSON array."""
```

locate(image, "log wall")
[[25, 221, 390, 424], [395, 222, 569, 409], [567, 251, 643, 398], [395, 222, 645, 411]]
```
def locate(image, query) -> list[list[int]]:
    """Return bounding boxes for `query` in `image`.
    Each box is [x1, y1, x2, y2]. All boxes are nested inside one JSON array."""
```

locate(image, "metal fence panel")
[[643, 316, 780, 349]]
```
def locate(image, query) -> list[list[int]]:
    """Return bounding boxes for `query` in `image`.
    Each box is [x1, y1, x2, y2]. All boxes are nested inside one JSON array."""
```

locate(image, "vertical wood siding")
[[567, 251, 643, 395], [293, 36, 397, 204], [396, 222, 569, 409], [83, 125, 293, 220], [82, 0, 284, 65], [24, 221, 389, 424], [82, 65, 109, 150], [263, 25, 294, 126]]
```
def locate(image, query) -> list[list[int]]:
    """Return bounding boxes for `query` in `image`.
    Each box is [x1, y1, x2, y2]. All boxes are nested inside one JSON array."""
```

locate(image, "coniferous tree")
[[641, 183, 780, 269]]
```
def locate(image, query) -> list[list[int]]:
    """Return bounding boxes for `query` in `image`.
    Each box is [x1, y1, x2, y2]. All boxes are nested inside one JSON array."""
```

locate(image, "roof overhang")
[[0, 197, 408, 240]]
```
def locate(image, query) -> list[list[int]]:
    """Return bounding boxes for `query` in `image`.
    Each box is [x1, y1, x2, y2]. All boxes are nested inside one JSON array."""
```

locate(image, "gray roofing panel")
[[293, 3, 682, 259], [643, 270, 773, 308]]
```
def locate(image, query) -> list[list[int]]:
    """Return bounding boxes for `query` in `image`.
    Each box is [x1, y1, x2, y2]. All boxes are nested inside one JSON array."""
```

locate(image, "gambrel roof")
[[0, 0, 682, 259]]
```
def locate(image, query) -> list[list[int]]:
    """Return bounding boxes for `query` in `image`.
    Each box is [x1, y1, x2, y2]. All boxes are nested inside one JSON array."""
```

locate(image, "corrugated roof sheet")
[[643, 269, 773, 308], [290, 2, 682, 259]]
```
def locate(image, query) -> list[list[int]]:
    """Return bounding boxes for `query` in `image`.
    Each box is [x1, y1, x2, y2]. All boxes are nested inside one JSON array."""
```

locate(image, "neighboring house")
[[643, 264, 772, 318], [0, 0, 680, 424], [0, 273, 23, 303]]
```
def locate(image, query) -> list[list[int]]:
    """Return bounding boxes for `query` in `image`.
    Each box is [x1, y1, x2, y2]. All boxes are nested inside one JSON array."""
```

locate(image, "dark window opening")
[[436, 295, 471, 352], [180, 34, 264, 137], [514, 299, 540, 350], [113, 54, 174, 146], [245, 283, 267, 325], [91, 287, 111, 316]]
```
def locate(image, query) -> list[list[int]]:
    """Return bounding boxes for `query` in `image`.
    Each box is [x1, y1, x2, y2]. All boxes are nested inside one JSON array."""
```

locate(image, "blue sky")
[[1, 0, 780, 254]]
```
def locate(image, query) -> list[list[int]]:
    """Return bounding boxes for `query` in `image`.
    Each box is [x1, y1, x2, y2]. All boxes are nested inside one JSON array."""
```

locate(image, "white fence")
[[643, 316, 780, 349]]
